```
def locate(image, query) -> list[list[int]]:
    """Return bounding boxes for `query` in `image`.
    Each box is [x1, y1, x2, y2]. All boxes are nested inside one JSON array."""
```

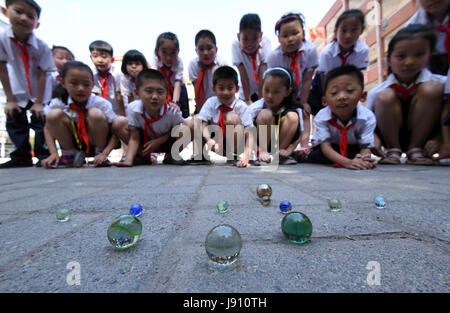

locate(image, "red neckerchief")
[[285, 50, 303, 90], [389, 83, 422, 101], [436, 19, 450, 64], [10, 37, 32, 94], [99, 72, 112, 99], [140, 103, 168, 159], [159, 66, 174, 103], [338, 47, 354, 65], [195, 63, 215, 111], [217, 101, 236, 152], [69, 103, 89, 154], [328, 119, 355, 168], [243, 49, 260, 89]]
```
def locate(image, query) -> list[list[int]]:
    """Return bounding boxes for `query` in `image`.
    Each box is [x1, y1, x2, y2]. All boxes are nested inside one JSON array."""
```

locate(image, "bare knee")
[[46, 108, 67, 124], [86, 108, 107, 124], [281, 111, 299, 127], [225, 112, 241, 125], [112, 116, 128, 131], [416, 81, 444, 100], [256, 109, 274, 125]]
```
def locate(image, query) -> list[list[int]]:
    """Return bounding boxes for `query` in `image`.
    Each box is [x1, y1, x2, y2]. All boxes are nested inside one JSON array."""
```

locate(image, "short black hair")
[[121, 49, 149, 76], [52, 46, 75, 59], [6, 0, 41, 17], [89, 40, 114, 57], [195, 29, 217, 46], [323, 65, 364, 93], [240, 13, 262, 32], [135, 69, 168, 91], [213, 66, 239, 86], [56, 61, 94, 104]]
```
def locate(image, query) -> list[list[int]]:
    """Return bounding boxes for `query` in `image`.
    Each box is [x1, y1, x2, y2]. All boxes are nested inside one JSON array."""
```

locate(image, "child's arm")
[[236, 127, 255, 168], [116, 91, 126, 116], [237, 65, 252, 105], [258, 63, 268, 99], [300, 70, 314, 114], [321, 142, 373, 170], [41, 122, 60, 168], [201, 120, 220, 152], [0, 63, 21, 118], [93, 132, 119, 166], [113, 128, 140, 167], [30, 68, 47, 120], [173, 81, 182, 104], [141, 132, 171, 156]]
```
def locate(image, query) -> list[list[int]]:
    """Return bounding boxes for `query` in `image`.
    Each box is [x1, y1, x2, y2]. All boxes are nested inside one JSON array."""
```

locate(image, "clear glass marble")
[[281, 212, 312, 245], [328, 199, 342, 212], [205, 224, 242, 265], [217, 201, 229, 214], [56, 209, 71, 222], [107, 214, 142, 249]]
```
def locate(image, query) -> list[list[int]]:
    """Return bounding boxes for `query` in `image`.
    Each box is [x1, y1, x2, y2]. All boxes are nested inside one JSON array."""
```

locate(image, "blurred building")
[[310, 0, 420, 91]]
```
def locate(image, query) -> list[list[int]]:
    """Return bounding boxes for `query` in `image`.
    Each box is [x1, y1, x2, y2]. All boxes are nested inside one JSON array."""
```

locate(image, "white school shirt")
[[188, 55, 228, 102], [43, 71, 60, 103], [266, 41, 319, 98], [197, 96, 253, 128], [150, 55, 185, 85], [232, 36, 272, 99], [317, 39, 369, 73], [44, 95, 117, 124], [407, 8, 449, 55], [311, 103, 376, 148], [127, 99, 184, 140], [92, 65, 122, 114], [366, 69, 447, 112], [119, 73, 137, 100], [0, 26, 56, 108], [247, 98, 304, 131]]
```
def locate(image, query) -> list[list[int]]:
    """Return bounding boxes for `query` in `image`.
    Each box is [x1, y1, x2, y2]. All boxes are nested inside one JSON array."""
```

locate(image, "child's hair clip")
[[275, 11, 306, 35]]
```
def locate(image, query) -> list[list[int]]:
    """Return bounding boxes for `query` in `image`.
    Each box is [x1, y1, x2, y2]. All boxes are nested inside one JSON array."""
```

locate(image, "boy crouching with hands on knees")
[[293, 65, 376, 170]]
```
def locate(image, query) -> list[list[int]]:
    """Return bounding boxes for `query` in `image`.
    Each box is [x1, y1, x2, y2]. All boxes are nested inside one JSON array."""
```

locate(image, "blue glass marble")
[[374, 196, 387, 209], [279, 201, 292, 214], [129, 204, 143, 217]]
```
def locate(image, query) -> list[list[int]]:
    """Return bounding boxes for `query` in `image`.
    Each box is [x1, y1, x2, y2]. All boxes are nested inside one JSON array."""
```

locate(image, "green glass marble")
[[281, 212, 312, 245], [328, 199, 342, 212], [56, 209, 71, 222], [217, 201, 229, 214], [205, 224, 242, 265], [107, 214, 142, 250]]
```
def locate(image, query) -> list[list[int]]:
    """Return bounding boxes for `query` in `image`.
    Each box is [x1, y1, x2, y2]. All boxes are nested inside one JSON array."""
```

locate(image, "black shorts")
[[309, 73, 325, 116], [306, 143, 361, 164]]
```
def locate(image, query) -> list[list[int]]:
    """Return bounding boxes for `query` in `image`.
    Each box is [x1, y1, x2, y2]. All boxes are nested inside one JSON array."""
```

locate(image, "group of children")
[[0, 0, 449, 171]]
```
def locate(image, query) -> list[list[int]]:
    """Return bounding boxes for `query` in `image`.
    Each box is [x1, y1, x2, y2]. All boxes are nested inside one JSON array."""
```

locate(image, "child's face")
[[336, 17, 364, 51], [137, 78, 167, 114], [195, 37, 218, 65], [278, 20, 304, 54], [157, 40, 178, 68], [213, 78, 239, 106], [61, 68, 94, 105], [262, 76, 292, 110], [388, 38, 431, 84], [126, 61, 144, 79], [90, 49, 113, 73], [322, 74, 365, 123], [4, 2, 39, 38], [53, 49, 74, 73], [419, 0, 450, 16], [238, 29, 262, 55]]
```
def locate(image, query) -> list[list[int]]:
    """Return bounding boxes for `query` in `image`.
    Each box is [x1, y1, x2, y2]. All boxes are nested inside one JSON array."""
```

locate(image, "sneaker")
[[279, 156, 298, 165], [0, 158, 33, 168], [58, 154, 75, 167], [293, 148, 312, 163]]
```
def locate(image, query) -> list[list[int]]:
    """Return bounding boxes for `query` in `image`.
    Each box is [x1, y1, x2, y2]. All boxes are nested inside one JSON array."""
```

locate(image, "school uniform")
[[232, 36, 272, 101], [119, 73, 137, 101], [151, 55, 189, 118], [309, 39, 369, 115], [266, 41, 319, 100], [92, 65, 122, 115], [307, 103, 376, 166], [247, 98, 303, 146], [188, 55, 228, 112], [366, 69, 446, 150], [44, 95, 117, 156], [127, 99, 184, 155], [43, 71, 60, 102], [0, 26, 56, 162], [407, 8, 450, 75]]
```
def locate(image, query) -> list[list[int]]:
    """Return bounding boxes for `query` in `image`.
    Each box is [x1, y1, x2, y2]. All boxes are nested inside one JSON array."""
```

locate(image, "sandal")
[[406, 147, 434, 165], [379, 148, 402, 165], [435, 155, 450, 166]]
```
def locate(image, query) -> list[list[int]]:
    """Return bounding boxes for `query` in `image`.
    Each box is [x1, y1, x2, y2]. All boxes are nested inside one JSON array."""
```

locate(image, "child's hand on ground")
[[236, 157, 251, 168], [345, 156, 374, 170], [94, 153, 109, 166], [279, 147, 293, 159], [41, 153, 59, 169], [207, 139, 219, 153], [258, 150, 271, 163], [423, 139, 441, 157], [111, 159, 133, 167], [141, 140, 159, 156]]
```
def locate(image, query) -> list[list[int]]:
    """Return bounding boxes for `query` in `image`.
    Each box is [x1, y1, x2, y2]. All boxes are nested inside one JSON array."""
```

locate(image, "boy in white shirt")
[[0, 0, 55, 168], [293, 65, 376, 170], [232, 13, 271, 104]]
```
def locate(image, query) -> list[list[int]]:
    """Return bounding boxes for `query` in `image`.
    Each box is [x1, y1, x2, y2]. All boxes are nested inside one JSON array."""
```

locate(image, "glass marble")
[[281, 212, 313, 245], [256, 184, 272, 198], [56, 209, 71, 222], [217, 201, 229, 214], [374, 196, 387, 209], [205, 224, 242, 265], [107, 214, 142, 249], [129, 204, 143, 217], [279, 201, 292, 214], [329, 199, 342, 212], [260, 195, 271, 206]]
